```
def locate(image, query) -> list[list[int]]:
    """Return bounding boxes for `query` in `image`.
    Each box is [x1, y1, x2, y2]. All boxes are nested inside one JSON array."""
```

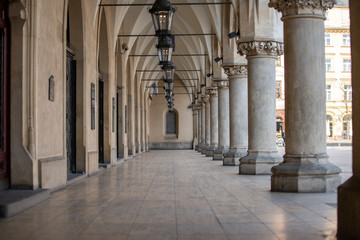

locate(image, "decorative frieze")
[[268, 0, 335, 16], [222, 65, 248, 77], [237, 41, 284, 57]]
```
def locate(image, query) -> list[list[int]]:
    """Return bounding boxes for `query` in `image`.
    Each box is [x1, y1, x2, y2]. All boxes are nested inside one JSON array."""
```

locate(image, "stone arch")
[[66, 0, 86, 175]]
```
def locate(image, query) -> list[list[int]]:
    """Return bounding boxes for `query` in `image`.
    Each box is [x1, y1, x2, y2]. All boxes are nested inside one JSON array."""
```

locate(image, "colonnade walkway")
[[0, 148, 352, 240]]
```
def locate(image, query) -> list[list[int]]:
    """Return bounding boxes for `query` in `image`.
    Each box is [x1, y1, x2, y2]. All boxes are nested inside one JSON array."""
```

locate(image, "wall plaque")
[[49, 75, 55, 101]]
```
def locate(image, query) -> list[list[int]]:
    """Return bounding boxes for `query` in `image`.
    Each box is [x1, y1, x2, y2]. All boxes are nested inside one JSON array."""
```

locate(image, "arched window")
[[166, 111, 176, 135], [326, 115, 333, 137]]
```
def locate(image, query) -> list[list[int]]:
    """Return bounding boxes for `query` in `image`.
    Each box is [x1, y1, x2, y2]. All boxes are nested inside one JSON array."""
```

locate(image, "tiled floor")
[[0, 148, 351, 240]]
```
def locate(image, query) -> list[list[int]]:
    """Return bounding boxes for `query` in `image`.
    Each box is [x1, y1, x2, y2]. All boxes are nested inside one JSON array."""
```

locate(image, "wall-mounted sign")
[[49, 75, 55, 101], [91, 83, 95, 130]]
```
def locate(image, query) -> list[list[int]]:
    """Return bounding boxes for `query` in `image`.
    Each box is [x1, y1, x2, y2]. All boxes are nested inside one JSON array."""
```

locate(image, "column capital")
[[237, 41, 284, 57], [222, 64, 248, 78], [213, 79, 229, 89], [194, 103, 202, 111], [206, 87, 218, 97], [269, 0, 335, 17], [201, 95, 210, 103]]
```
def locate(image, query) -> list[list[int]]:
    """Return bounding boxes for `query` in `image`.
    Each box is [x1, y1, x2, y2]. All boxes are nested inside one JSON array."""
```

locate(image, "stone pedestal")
[[237, 41, 282, 174], [269, 0, 340, 191], [222, 64, 248, 166], [212, 79, 230, 161], [338, 0, 360, 238]]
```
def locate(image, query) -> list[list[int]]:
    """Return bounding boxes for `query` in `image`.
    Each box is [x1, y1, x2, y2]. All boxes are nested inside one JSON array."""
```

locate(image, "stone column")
[[201, 95, 210, 154], [212, 79, 230, 161], [269, 0, 340, 192], [193, 106, 199, 150], [205, 87, 218, 158], [237, 41, 282, 174], [200, 99, 206, 154], [205, 95, 211, 156], [338, 0, 360, 237], [197, 101, 203, 152], [222, 64, 248, 166]]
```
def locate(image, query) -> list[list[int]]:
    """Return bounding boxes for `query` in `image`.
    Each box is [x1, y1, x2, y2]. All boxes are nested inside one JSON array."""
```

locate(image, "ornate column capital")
[[194, 103, 202, 111], [201, 95, 210, 103], [206, 87, 218, 97], [213, 79, 229, 89], [268, 0, 335, 16], [222, 64, 248, 78], [237, 41, 284, 57]]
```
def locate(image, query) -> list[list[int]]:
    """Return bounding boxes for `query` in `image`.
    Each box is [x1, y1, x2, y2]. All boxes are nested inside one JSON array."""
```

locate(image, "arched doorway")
[[66, 0, 85, 177], [98, 9, 110, 164], [0, 0, 9, 190]]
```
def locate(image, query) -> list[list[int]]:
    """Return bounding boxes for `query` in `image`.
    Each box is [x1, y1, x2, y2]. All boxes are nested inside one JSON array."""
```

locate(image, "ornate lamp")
[[149, 0, 176, 35], [157, 34, 175, 64], [162, 61, 175, 81]]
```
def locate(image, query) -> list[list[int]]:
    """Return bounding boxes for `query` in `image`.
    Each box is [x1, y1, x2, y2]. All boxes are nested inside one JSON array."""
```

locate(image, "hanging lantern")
[[157, 34, 175, 64], [149, 0, 176, 35], [164, 81, 174, 90], [162, 61, 175, 81]]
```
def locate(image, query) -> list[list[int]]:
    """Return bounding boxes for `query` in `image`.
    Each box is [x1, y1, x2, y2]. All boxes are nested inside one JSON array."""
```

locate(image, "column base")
[[201, 145, 210, 155], [195, 145, 199, 151], [213, 148, 229, 161], [223, 148, 247, 166], [239, 150, 282, 175], [197, 144, 203, 153], [271, 154, 341, 192], [338, 176, 360, 240]]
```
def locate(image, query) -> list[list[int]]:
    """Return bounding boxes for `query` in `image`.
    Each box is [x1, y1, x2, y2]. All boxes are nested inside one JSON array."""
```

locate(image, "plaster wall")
[[149, 87, 193, 149]]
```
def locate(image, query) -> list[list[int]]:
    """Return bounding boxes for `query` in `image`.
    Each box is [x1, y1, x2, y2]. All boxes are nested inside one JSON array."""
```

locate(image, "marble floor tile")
[[0, 149, 349, 240]]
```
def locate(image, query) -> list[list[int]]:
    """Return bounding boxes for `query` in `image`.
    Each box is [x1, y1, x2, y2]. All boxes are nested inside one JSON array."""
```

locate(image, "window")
[[276, 81, 282, 99], [344, 84, 352, 101], [325, 59, 332, 71], [341, 10, 350, 25], [342, 34, 350, 46], [166, 110, 176, 135], [343, 59, 351, 72], [326, 85, 332, 101], [325, 33, 331, 46]]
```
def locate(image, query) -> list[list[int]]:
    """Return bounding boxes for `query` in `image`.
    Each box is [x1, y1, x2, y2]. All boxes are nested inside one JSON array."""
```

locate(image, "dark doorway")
[[66, 50, 76, 174], [98, 78, 104, 164], [0, 0, 9, 188], [116, 92, 120, 158]]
